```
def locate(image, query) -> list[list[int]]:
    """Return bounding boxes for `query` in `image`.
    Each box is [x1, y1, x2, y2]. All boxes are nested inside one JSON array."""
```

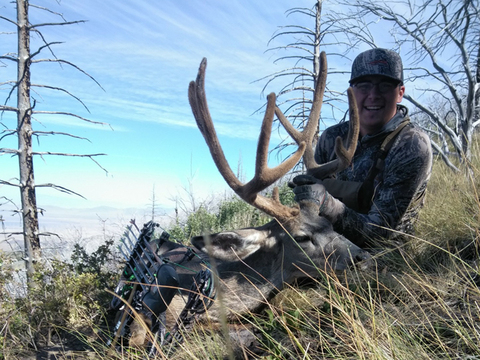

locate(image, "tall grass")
[[414, 168, 480, 267], [166, 150, 480, 359]]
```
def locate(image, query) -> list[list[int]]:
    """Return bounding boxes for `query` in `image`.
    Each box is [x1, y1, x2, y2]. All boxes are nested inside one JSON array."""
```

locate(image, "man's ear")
[[397, 85, 406, 103]]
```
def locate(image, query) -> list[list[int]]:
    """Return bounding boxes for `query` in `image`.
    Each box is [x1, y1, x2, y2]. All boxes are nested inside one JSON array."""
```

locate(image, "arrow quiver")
[[110, 221, 166, 311], [109, 221, 178, 349]]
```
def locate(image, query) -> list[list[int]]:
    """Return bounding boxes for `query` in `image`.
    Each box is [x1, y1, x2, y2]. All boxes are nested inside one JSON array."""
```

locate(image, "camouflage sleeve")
[[331, 126, 433, 246]]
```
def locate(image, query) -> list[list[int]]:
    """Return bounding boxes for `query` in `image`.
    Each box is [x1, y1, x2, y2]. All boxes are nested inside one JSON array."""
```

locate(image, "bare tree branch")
[[0, 80, 17, 87], [33, 151, 108, 174], [33, 151, 106, 157], [430, 139, 460, 173], [0, 15, 18, 26], [31, 84, 91, 112], [0, 55, 18, 63], [32, 110, 111, 127], [0, 148, 20, 155], [0, 196, 20, 210], [0, 232, 23, 236], [32, 131, 92, 142], [0, 105, 19, 113], [29, 20, 86, 29], [35, 183, 87, 199], [404, 93, 463, 155], [29, 41, 63, 59], [0, 180, 21, 188], [32, 59, 105, 91], [38, 232, 61, 239], [0, 130, 17, 142], [29, 4, 68, 21]]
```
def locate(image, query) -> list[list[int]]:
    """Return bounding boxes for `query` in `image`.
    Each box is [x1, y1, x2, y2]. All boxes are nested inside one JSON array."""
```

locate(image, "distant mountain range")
[[0, 205, 175, 254]]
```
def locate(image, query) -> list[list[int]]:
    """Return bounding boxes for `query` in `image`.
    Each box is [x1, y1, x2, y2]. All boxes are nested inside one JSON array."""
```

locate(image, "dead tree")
[[335, 0, 480, 169], [256, 1, 328, 163], [0, 0, 107, 283]]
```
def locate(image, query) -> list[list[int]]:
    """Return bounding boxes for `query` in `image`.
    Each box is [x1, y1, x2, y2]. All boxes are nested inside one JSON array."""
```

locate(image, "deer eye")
[[294, 235, 311, 243]]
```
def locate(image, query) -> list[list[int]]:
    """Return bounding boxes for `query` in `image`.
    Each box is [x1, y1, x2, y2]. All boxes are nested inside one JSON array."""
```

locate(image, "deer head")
[[181, 52, 370, 319]]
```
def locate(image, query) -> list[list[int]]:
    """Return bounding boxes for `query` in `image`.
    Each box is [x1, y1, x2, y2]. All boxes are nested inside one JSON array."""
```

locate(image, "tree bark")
[[313, 0, 322, 87], [475, 43, 480, 126], [17, 0, 41, 279]]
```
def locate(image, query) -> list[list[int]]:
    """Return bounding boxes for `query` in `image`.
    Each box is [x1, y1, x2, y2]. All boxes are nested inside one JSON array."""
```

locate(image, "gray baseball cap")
[[350, 48, 403, 84]]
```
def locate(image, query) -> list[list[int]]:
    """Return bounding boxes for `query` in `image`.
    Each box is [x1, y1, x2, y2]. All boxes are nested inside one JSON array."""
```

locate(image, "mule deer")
[[183, 50, 368, 314], [127, 52, 370, 348]]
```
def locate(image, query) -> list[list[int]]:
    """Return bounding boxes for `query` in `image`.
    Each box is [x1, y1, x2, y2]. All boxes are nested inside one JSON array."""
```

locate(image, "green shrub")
[[0, 251, 14, 301], [168, 205, 219, 243], [0, 239, 120, 356], [217, 195, 264, 229], [71, 238, 120, 292], [167, 187, 290, 243]]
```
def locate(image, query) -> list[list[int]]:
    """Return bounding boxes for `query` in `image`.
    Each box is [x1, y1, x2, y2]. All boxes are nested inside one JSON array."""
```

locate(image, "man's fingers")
[[292, 174, 318, 186]]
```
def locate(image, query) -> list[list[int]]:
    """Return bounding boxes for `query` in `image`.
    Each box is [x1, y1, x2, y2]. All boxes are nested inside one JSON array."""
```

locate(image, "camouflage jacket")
[[314, 105, 433, 247]]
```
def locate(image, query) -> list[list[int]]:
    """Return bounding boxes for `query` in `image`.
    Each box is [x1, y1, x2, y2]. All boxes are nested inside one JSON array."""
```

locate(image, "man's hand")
[[290, 175, 328, 208], [290, 174, 345, 222]]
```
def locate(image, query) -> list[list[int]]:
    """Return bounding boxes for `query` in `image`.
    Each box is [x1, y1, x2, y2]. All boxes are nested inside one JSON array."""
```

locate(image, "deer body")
[[160, 201, 369, 325]]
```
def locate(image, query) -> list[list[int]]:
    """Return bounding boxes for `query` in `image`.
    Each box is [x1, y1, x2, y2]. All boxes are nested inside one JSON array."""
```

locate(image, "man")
[[293, 48, 433, 248]]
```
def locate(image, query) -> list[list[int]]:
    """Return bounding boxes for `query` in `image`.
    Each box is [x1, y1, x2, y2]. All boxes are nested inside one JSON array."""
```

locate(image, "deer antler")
[[275, 52, 360, 180], [189, 58, 305, 222]]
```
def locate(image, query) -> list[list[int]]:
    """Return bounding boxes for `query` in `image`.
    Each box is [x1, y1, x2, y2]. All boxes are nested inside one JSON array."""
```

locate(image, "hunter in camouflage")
[[293, 48, 433, 248]]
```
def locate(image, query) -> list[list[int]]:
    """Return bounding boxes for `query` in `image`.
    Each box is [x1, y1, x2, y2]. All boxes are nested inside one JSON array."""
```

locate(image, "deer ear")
[[191, 230, 262, 261]]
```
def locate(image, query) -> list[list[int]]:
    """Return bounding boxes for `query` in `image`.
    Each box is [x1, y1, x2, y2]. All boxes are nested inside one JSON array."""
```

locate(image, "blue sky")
[[1, 0, 408, 235], [1, 1, 348, 211]]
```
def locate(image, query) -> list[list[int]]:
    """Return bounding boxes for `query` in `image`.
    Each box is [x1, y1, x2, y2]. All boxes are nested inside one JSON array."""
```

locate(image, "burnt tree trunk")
[[475, 44, 480, 127], [17, 0, 41, 279]]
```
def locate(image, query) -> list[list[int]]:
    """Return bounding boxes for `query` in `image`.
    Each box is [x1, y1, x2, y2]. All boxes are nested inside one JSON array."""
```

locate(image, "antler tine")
[[307, 87, 360, 179], [274, 51, 360, 180], [243, 92, 306, 198], [188, 58, 243, 192], [333, 87, 360, 166], [275, 51, 328, 170], [189, 58, 302, 221]]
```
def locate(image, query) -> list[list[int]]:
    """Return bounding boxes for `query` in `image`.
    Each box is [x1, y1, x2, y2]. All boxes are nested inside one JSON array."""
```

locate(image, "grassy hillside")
[[1, 151, 479, 359]]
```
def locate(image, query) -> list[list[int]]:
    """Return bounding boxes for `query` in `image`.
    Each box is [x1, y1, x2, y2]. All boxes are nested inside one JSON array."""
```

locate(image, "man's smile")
[[365, 105, 384, 111]]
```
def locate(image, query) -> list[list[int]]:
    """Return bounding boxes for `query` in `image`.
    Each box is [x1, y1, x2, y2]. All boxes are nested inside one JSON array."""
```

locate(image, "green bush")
[[0, 239, 120, 356], [71, 238, 120, 292], [167, 186, 291, 243], [217, 195, 263, 229], [167, 205, 219, 243], [0, 251, 14, 301]]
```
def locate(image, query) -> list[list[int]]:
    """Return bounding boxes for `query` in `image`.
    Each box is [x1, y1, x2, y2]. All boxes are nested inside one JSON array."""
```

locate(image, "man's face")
[[351, 75, 405, 136]]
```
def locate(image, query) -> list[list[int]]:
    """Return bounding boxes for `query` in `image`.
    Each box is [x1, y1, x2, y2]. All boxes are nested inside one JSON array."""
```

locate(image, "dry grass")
[[164, 149, 480, 359]]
